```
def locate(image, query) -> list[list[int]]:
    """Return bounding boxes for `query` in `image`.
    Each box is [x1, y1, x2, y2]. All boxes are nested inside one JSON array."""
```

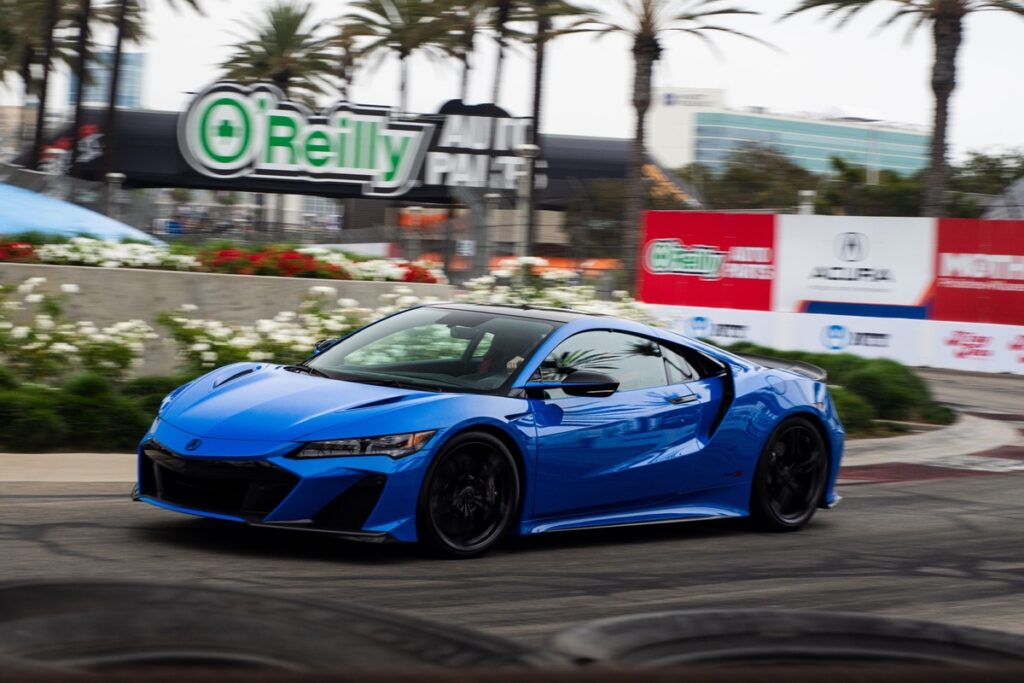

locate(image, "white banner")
[[927, 322, 1024, 375], [785, 314, 927, 365], [651, 305, 779, 348], [774, 215, 936, 314]]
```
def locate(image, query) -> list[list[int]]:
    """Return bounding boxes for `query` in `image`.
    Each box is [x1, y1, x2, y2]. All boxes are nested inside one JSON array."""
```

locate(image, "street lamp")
[[515, 144, 540, 257]]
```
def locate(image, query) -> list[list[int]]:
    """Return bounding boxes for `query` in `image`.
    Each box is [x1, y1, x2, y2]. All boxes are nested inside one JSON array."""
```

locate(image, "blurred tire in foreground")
[[0, 581, 557, 673], [551, 609, 1024, 668]]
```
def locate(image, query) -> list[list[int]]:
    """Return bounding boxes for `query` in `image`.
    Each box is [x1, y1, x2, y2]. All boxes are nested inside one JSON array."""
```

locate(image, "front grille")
[[139, 441, 298, 519]]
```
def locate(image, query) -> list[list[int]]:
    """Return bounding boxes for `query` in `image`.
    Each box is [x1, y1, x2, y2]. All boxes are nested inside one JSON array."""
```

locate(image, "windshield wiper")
[[283, 365, 330, 379], [335, 374, 443, 393]]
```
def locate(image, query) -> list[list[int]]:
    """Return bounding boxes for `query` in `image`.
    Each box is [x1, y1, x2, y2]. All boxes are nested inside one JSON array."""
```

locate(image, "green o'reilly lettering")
[[644, 239, 727, 280], [198, 97, 251, 165]]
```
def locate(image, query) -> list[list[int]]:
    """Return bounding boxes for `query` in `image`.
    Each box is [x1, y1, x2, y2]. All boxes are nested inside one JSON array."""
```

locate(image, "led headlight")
[[293, 431, 436, 460]]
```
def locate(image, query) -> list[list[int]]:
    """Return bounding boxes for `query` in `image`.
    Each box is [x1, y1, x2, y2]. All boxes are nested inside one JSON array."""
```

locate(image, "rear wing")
[[738, 354, 828, 382]]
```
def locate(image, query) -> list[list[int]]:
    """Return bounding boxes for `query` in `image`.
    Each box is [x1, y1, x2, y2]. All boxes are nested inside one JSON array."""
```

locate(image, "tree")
[[950, 149, 1024, 196], [574, 0, 762, 289], [677, 144, 817, 211], [787, 1, 1024, 217], [333, 23, 364, 101], [816, 157, 924, 216], [221, 1, 334, 102], [438, 1, 496, 100], [342, 0, 448, 114]]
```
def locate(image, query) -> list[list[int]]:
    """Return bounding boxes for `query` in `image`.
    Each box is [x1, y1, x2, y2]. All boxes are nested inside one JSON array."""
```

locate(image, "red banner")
[[638, 212, 775, 311], [933, 219, 1024, 326]]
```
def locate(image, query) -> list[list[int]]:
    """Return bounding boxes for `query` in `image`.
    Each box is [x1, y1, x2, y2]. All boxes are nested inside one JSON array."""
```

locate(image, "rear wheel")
[[417, 432, 520, 558], [750, 417, 828, 531]]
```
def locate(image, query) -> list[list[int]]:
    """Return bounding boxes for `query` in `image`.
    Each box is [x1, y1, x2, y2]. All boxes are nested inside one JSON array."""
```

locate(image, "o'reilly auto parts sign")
[[179, 82, 536, 198]]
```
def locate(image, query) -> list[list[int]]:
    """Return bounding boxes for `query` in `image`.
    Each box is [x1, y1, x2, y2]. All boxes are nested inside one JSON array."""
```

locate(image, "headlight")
[[292, 431, 436, 460]]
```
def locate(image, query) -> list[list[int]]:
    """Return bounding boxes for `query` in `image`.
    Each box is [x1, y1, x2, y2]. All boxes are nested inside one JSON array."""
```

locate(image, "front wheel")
[[417, 432, 520, 559], [750, 417, 829, 532]]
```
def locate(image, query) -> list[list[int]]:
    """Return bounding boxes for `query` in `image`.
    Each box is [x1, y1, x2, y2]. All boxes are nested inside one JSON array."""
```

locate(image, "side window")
[[534, 330, 668, 398], [470, 333, 494, 361], [661, 342, 727, 383]]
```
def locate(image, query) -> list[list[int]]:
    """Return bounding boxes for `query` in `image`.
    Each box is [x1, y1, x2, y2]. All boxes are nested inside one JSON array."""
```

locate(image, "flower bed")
[[0, 236, 447, 284]]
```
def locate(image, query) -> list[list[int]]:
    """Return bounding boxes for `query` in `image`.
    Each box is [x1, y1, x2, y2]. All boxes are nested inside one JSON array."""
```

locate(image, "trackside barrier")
[[639, 213, 1024, 375]]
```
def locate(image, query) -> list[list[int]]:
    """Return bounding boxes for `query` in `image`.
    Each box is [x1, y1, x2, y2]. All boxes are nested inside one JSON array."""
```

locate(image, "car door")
[[529, 330, 711, 521]]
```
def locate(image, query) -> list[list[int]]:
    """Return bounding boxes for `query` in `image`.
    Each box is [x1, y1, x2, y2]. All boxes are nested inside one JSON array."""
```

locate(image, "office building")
[[650, 88, 930, 176]]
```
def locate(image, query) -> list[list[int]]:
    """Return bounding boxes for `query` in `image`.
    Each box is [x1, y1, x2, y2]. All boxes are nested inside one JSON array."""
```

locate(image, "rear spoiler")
[[738, 354, 828, 382]]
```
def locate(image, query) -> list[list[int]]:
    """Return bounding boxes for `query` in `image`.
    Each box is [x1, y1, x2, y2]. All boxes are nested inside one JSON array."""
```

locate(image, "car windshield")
[[307, 307, 559, 394]]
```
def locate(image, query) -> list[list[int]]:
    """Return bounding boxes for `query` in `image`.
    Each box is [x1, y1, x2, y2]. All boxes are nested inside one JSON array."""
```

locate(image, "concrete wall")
[[0, 263, 452, 375]]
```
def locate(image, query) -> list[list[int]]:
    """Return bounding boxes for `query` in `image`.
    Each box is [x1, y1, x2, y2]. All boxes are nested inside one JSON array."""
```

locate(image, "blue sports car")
[[134, 303, 844, 558]]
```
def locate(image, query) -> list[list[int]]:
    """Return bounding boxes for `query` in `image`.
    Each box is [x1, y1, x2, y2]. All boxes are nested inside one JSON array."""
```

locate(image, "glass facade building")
[[693, 112, 930, 175], [68, 53, 144, 109], [649, 88, 931, 176]]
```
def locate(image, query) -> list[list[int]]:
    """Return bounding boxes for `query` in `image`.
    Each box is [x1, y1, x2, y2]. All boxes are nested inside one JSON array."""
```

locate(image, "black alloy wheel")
[[418, 432, 520, 558], [751, 417, 828, 531]]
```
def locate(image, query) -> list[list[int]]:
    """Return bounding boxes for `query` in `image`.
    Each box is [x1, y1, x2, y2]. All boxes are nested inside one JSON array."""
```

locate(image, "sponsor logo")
[[1010, 335, 1024, 363], [939, 253, 1024, 281], [686, 316, 748, 339], [835, 232, 869, 262], [810, 231, 893, 282], [185, 439, 202, 452], [180, 82, 536, 197], [820, 324, 890, 351], [644, 239, 773, 280], [945, 331, 993, 359]]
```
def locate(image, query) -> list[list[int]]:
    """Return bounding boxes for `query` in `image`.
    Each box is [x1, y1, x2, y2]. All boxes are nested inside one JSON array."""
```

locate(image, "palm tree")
[[221, 1, 334, 103], [333, 23, 365, 101], [100, 0, 196, 176], [574, 0, 761, 287], [439, 1, 495, 100], [787, 1, 1024, 217], [342, 0, 448, 114]]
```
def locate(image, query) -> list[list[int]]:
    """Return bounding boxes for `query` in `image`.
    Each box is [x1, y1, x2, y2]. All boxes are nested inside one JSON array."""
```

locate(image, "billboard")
[[773, 215, 935, 318], [638, 212, 1024, 375], [932, 219, 1024, 326], [638, 212, 774, 311]]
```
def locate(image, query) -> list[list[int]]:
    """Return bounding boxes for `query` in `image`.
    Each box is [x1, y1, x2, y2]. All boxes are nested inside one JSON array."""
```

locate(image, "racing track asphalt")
[[1, 368, 1023, 647]]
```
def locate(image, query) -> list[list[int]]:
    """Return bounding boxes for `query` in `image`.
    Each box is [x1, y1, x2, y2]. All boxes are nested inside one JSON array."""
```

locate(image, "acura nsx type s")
[[134, 304, 844, 558]]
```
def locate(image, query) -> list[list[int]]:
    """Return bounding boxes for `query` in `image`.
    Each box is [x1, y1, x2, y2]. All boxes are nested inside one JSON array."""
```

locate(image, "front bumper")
[[133, 419, 433, 542]]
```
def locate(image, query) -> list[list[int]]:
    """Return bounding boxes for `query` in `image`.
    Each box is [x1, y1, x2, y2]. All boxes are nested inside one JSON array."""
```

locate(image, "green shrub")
[[830, 386, 876, 434], [55, 373, 150, 451], [0, 388, 67, 451], [122, 374, 198, 415], [918, 402, 956, 425], [0, 367, 18, 390], [844, 363, 919, 421]]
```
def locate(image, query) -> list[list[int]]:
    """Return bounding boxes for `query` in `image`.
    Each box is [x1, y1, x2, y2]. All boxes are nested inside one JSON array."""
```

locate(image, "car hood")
[[160, 363, 455, 441]]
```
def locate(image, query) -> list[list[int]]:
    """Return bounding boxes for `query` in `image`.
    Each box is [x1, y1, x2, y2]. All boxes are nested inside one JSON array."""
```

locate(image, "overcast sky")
[[6, 0, 1023, 159]]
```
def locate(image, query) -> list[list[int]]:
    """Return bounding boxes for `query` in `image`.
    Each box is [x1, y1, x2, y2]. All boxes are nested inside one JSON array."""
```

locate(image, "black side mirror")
[[524, 371, 620, 399]]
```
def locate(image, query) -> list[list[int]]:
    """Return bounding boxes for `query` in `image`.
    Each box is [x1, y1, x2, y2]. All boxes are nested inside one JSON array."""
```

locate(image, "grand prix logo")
[[945, 331, 993, 359], [685, 316, 748, 339], [820, 325, 852, 351], [820, 324, 890, 351], [179, 82, 434, 197]]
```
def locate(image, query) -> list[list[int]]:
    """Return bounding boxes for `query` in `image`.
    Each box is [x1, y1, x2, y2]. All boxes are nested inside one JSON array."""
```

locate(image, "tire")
[[417, 431, 520, 559], [750, 416, 829, 531]]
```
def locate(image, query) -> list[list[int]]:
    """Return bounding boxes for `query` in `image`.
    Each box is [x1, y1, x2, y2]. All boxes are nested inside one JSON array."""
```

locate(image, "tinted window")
[[534, 330, 668, 398], [662, 342, 727, 382]]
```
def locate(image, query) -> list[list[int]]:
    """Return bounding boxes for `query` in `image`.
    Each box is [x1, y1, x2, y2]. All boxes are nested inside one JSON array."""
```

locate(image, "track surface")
[[3, 475, 1024, 645], [2, 369, 1022, 647]]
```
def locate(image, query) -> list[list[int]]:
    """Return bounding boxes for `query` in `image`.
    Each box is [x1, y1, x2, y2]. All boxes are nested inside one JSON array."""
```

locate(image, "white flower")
[[24, 293, 44, 303], [248, 351, 271, 361], [201, 351, 218, 362], [60, 283, 80, 294], [337, 298, 360, 309], [10, 326, 29, 340], [179, 303, 198, 312], [308, 285, 339, 298], [190, 342, 211, 352]]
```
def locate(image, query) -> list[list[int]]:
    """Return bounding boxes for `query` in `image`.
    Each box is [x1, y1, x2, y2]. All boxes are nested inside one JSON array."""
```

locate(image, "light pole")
[[515, 144, 540, 257]]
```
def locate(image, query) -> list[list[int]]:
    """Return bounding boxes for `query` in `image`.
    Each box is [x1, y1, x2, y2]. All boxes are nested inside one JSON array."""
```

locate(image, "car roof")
[[429, 302, 610, 324]]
